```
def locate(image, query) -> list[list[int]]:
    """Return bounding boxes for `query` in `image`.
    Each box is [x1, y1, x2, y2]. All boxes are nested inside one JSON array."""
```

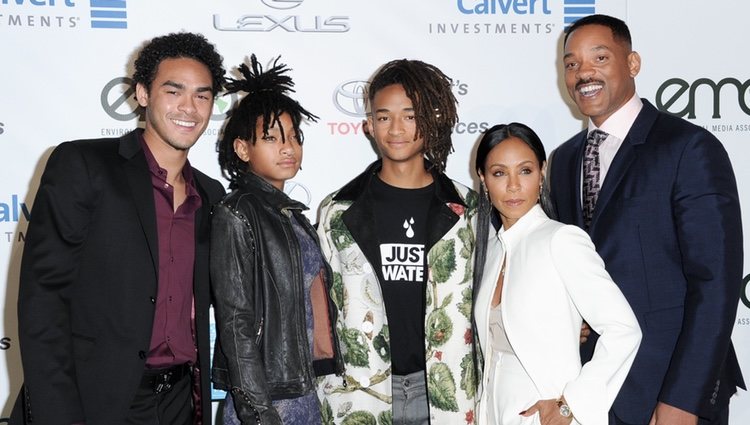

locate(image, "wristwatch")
[[557, 398, 572, 418]]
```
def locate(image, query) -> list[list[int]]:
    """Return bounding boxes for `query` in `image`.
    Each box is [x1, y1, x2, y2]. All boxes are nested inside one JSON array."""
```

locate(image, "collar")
[[496, 204, 548, 248], [139, 133, 195, 186], [333, 159, 466, 207], [236, 171, 308, 212], [588, 93, 643, 141]]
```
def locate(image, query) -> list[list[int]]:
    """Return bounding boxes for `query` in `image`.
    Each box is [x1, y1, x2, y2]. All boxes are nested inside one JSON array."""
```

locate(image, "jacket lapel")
[[119, 130, 159, 277], [590, 99, 659, 232]]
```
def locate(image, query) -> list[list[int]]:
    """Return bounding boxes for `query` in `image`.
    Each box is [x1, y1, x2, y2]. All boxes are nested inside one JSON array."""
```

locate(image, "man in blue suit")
[[549, 14, 745, 425]]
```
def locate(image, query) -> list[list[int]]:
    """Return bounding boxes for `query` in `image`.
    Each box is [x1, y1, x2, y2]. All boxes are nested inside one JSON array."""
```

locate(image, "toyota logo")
[[333, 80, 368, 118]]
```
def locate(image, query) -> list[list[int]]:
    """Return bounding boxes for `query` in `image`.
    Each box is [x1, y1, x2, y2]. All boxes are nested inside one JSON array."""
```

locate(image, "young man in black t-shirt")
[[317, 59, 479, 424]]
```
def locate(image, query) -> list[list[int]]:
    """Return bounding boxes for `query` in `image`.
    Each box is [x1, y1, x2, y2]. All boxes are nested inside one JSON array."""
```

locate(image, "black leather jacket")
[[211, 172, 343, 424]]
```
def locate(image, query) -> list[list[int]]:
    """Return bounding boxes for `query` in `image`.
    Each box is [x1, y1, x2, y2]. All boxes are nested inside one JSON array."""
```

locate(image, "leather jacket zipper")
[[255, 317, 264, 346]]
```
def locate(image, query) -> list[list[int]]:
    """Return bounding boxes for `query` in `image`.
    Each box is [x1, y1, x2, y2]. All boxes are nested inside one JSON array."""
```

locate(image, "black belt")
[[140, 363, 191, 394]]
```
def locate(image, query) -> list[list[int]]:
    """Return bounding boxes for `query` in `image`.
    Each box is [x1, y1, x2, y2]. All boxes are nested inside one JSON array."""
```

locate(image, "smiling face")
[[136, 57, 214, 153], [481, 136, 545, 229], [367, 83, 425, 169], [234, 113, 302, 191], [563, 24, 641, 127]]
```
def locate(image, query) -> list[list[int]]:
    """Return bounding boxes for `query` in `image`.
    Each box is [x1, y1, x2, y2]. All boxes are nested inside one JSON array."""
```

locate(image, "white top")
[[475, 205, 642, 425]]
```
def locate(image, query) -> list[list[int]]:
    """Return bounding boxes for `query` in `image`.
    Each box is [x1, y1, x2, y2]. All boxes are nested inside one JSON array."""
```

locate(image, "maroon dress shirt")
[[140, 139, 202, 369]]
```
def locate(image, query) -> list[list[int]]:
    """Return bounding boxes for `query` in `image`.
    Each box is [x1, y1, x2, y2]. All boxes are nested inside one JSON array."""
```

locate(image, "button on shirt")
[[140, 137, 202, 368]]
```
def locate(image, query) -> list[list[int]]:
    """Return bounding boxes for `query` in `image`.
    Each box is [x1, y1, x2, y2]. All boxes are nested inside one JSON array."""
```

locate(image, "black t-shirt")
[[370, 175, 434, 375]]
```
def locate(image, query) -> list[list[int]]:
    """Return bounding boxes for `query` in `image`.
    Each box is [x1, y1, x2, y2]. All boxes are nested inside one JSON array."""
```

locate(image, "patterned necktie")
[[582, 129, 608, 229]]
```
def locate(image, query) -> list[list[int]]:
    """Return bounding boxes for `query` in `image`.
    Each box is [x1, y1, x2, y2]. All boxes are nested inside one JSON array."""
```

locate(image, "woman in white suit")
[[472, 123, 641, 425]]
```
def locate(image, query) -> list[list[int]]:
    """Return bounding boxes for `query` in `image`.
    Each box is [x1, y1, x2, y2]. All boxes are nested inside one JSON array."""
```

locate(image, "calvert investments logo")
[[0, 0, 128, 30], [213, 0, 350, 33], [563, 0, 595, 28], [655, 77, 750, 133], [1, 194, 30, 223], [431, 0, 556, 36], [1, 193, 30, 244]]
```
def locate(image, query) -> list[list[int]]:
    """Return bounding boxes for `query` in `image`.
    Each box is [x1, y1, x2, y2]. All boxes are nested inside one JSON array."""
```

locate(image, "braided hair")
[[217, 55, 318, 189], [367, 59, 458, 173]]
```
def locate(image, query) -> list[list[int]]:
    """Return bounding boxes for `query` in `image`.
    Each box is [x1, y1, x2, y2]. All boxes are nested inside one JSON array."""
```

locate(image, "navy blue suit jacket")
[[549, 100, 745, 423]]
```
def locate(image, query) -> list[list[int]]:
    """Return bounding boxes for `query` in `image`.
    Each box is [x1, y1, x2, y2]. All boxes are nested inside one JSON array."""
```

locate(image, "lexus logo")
[[261, 0, 304, 10]]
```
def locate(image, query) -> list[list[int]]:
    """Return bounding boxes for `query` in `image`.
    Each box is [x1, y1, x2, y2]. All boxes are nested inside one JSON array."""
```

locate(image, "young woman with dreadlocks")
[[316, 59, 479, 424], [210, 55, 343, 425]]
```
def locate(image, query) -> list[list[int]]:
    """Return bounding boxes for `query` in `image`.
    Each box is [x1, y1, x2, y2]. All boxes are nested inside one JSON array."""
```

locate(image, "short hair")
[[564, 14, 632, 49], [217, 55, 318, 189], [367, 59, 458, 174], [132, 32, 225, 97]]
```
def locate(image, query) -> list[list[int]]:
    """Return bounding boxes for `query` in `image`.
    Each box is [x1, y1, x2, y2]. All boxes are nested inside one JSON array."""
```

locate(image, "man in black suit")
[[13, 32, 226, 425], [549, 14, 744, 425]]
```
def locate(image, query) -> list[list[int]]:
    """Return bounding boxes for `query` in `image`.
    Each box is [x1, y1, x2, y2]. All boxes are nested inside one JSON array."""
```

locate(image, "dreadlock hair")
[[367, 59, 458, 174], [132, 32, 225, 97], [217, 54, 318, 189]]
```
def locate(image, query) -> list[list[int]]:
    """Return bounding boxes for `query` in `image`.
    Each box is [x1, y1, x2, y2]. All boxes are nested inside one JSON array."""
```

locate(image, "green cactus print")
[[460, 352, 477, 399], [426, 308, 453, 347], [341, 411, 377, 425], [428, 239, 456, 284], [377, 410, 392, 425], [341, 327, 370, 367], [330, 209, 355, 252], [373, 325, 390, 362], [427, 362, 459, 412]]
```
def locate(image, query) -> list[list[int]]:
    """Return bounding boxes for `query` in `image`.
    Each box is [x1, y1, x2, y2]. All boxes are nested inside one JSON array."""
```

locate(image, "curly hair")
[[132, 32, 225, 97], [217, 54, 318, 189], [367, 59, 458, 173]]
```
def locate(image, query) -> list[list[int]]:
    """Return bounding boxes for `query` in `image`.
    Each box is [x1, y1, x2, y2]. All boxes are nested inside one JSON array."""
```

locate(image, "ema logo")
[[656, 77, 750, 119], [563, 0, 595, 28], [90, 0, 127, 29], [0, 0, 127, 30]]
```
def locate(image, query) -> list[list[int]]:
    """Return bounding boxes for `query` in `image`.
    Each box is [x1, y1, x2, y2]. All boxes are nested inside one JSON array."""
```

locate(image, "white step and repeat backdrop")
[[1, 0, 749, 423]]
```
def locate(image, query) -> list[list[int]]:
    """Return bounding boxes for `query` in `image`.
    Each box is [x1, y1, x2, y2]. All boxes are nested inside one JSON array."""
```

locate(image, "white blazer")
[[475, 205, 641, 425]]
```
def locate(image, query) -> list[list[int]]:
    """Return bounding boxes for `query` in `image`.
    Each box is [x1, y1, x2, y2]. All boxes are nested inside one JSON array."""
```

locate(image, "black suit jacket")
[[549, 100, 744, 423], [13, 129, 225, 424]]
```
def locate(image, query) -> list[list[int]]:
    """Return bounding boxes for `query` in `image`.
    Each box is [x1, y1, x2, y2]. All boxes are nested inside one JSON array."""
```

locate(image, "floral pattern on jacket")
[[316, 172, 479, 425]]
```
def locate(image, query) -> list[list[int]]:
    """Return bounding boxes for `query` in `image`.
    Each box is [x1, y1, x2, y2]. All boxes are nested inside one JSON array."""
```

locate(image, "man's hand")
[[580, 322, 591, 344], [649, 402, 698, 425], [521, 398, 573, 425]]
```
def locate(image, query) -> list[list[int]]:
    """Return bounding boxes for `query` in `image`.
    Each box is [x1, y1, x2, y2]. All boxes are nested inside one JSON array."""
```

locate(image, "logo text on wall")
[[429, 0, 584, 36], [0, 0, 128, 29], [656, 77, 750, 133], [1, 194, 29, 244], [328, 78, 485, 137], [213, 0, 350, 33], [99, 77, 234, 138]]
